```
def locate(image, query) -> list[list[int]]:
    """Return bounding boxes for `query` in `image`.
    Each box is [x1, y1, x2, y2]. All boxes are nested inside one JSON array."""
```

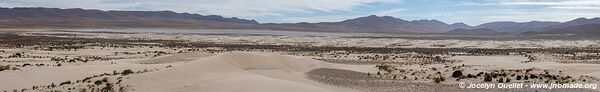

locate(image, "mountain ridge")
[[261, 15, 460, 33], [1, 7, 600, 35], [445, 28, 499, 35], [0, 7, 259, 28]]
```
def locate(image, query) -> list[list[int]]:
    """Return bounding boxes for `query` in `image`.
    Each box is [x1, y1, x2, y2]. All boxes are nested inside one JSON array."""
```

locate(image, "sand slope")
[[126, 52, 357, 92], [137, 52, 216, 64], [0, 61, 166, 91]]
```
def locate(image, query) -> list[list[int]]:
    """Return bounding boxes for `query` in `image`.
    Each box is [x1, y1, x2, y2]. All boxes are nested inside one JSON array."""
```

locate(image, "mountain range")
[[261, 15, 465, 33], [0, 7, 258, 28], [445, 28, 499, 35], [1, 7, 599, 35], [474, 21, 561, 33]]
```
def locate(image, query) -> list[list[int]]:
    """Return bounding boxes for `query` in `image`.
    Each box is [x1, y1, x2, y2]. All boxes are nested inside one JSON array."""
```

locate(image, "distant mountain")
[[522, 24, 600, 36], [546, 24, 600, 35], [449, 23, 472, 29], [562, 18, 600, 27], [410, 19, 454, 31], [521, 17, 600, 36], [541, 18, 600, 30], [2, 8, 462, 33], [445, 28, 498, 35], [475, 21, 561, 33], [0, 7, 258, 28], [262, 15, 459, 33], [2, 7, 600, 35]]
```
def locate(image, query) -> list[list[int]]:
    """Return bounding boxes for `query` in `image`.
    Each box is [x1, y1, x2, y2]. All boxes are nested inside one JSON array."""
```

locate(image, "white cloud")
[[480, 9, 600, 23], [278, 15, 364, 23], [439, 0, 600, 25], [500, 0, 600, 6], [370, 8, 406, 16], [499, 0, 600, 11], [0, 0, 401, 19], [550, 6, 600, 10]]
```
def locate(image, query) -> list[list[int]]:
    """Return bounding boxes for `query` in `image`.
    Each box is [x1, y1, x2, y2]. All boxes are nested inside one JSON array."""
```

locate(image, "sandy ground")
[[0, 59, 167, 90], [124, 52, 361, 92], [136, 52, 215, 64], [452, 56, 600, 78], [1, 29, 600, 92], [20, 31, 600, 48]]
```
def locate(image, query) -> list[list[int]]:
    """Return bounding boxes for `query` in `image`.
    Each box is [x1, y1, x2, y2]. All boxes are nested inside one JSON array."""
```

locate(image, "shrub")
[[59, 81, 71, 86], [484, 74, 493, 82], [50, 83, 56, 88], [452, 70, 463, 78], [530, 74, 538, 79], [22, 63, 31, 67], [375, 64, 394, 73], [102, 83, 114, 92], [14, 53, 22, 57], [434, 76, 445, 83], [516, 75, 522, 80], [467, 74, 474, 78], [94, 80, 103, 85], [121, 69, 134, 76], [82, 77, 92, 83], [498, 78, 504, 83], [102, 77, 108, 82]]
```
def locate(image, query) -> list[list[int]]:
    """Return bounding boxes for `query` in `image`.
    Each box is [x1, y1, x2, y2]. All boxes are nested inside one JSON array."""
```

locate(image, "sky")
[[1, 0, 599, 25]]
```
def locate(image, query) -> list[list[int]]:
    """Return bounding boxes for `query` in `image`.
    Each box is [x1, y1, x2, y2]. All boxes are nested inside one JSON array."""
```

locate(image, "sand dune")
[[0, 61, 166, 91], [137, 52, 216, 64], [125, 52, 358, 92]]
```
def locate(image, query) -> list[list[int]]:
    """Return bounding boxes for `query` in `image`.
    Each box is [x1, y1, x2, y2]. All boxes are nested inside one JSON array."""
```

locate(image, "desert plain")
[[1, 28, 599, 92]]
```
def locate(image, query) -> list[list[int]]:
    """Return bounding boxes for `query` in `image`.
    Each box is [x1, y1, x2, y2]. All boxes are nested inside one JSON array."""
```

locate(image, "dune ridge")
[[125, 52, 356, 92]]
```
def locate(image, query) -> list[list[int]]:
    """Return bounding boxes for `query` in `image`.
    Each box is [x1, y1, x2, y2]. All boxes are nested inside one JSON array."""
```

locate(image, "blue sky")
[[1, 0, 599, 25]]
